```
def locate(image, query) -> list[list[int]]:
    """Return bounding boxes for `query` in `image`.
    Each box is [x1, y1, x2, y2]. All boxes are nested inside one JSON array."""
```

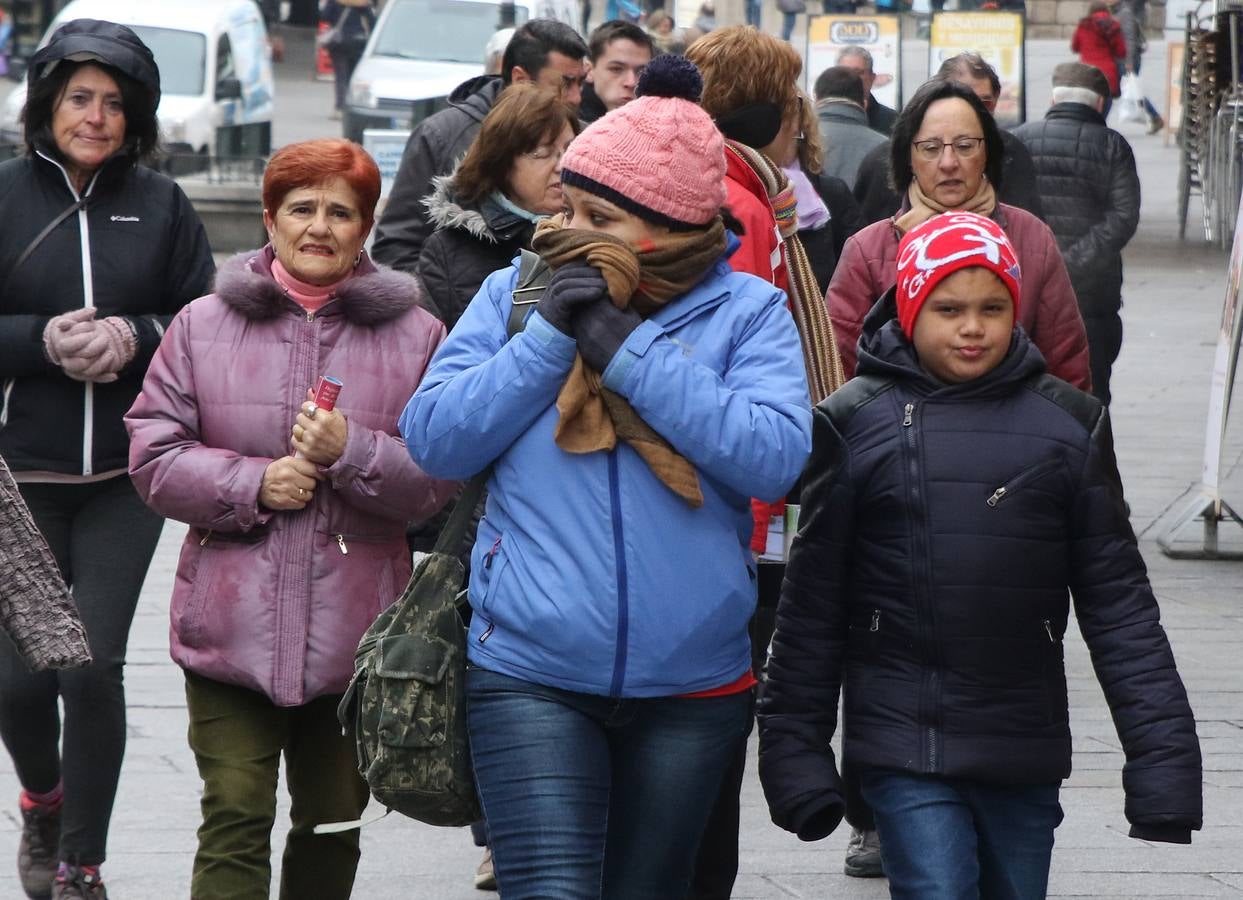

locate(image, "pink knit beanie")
[[560, 55, 727, 229]]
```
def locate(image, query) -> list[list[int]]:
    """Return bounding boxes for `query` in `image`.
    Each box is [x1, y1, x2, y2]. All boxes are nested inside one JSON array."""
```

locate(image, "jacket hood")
[[856, 286, 1046, 396], [422, 172, 533, 245], [448, 75, 504, 122], [213, 246, 424, 325], [30, 19, 160, 105], [1046, 101, 1108, 126]]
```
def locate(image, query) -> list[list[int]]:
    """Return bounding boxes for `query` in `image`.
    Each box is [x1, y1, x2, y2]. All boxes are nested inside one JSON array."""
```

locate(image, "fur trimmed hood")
[[212, 245, 424, 325], [422, 171, 535, 246]]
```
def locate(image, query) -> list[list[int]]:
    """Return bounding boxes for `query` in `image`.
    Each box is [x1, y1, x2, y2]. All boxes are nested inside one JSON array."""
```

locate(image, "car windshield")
[[373, 0, 529, 63], [129, 26, 206, 96]]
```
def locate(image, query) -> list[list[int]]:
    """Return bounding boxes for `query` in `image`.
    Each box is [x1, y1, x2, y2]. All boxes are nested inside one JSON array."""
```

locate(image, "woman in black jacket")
[[758, 212, 1201, 898], [0, 20, 214, 899], [417, 83, 579, 330]]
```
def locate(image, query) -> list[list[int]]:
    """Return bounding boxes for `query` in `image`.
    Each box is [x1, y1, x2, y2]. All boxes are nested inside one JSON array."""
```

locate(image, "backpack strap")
[[506, 248, 550, 338], [431, 250, 550, 561]]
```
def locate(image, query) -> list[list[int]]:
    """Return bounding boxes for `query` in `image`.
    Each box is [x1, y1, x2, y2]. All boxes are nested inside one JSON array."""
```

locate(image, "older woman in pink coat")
[[125, 139, 454, 900]]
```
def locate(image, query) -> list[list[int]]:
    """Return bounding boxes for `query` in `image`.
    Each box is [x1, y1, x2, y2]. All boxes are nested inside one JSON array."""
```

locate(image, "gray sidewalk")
[[3, 42, 1243, 900]]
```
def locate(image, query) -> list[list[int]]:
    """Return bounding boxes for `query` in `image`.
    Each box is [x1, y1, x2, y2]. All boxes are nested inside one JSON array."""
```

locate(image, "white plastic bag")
[[1117, 74, 1148, 125]]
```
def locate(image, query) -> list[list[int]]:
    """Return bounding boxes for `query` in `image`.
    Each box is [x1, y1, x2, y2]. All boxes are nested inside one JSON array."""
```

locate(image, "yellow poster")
[[805, 15, 902, 113], [928, 11, 1026, 127]]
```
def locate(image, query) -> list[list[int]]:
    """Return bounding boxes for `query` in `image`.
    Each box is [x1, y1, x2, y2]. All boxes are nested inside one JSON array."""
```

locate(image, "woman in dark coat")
[[417, 83, 580, 330], [0, 20, 214, 899]]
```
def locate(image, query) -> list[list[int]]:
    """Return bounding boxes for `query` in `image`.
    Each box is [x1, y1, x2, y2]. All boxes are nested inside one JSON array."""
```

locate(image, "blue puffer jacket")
[[757, 291, 1202, 844], [400, 251, 812, 697]]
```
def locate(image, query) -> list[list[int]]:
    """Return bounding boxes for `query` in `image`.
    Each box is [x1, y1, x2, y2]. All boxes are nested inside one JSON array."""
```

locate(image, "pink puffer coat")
[[126, 247, 455, 706]]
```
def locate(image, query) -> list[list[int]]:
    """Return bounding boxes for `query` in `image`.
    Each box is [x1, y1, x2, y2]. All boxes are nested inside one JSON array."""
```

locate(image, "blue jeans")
[[860, 770, 1063, 900], [466, 668, 752, 900]]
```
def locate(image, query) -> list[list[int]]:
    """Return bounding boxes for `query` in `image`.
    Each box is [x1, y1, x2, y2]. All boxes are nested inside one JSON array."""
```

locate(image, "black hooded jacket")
[[757, 292, 1202, 845], [372, 76, 505, 274]]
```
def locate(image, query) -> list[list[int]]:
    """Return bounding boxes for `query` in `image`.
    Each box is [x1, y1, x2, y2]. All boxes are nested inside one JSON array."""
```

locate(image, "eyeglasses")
[[911, 136, 986, 161], [524, 144, 568, 163]]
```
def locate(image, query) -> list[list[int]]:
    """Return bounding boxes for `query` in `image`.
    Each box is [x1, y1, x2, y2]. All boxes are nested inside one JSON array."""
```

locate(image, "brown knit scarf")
[[531, 214, 728, 507], [724, 141, 845, 404], [894, 179, 998, 236]]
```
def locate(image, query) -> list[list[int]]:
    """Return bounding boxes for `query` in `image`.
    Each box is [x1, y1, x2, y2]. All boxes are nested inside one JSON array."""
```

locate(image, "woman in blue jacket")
[[400, 58, 812, 899]]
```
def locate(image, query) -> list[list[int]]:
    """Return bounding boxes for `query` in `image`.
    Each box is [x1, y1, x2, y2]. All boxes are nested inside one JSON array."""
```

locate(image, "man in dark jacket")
[[371, 19, 587, 273], [1014, 62, 1140, 407], [853, 54, 1043, 225], [812, 65, 886, 190], [579, 19, 653, 124], [836, 46, 897, 135]]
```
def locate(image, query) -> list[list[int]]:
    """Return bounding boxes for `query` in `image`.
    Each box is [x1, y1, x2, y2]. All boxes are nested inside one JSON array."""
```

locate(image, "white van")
[[343, 0, 565, 143], [0, 0, 275, 160]]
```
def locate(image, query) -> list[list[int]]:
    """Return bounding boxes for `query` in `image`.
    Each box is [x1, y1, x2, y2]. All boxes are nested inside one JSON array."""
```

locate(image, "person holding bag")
[[319, 0, 376, 119], [400, 55, 812, 898], [125, 138, 455, 900]]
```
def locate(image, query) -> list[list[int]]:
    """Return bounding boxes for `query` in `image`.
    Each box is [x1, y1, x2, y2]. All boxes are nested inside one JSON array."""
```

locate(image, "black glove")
[[535, 261, 608, 335], [571, 298, 642, 372]]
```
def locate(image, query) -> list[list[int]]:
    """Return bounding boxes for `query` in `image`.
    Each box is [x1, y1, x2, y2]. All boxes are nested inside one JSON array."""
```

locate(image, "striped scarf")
[[726, 141, 845, 404]]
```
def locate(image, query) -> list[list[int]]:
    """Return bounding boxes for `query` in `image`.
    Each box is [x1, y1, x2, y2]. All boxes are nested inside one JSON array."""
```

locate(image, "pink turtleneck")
[[271, 258, 345, 313]]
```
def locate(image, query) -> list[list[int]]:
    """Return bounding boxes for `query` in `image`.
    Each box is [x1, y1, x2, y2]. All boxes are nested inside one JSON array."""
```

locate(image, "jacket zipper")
[[986, 459, 1063, 507], [0, 377, 14, 427], [903, 399, 942, 772], [39, 152, 100, 476], [608, 451, 629, 697], [336, 534, 349, 555]]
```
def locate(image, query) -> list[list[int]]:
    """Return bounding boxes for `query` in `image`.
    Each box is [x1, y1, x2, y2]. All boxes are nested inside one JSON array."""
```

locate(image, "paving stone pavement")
[[2, 37, 1242, 900]]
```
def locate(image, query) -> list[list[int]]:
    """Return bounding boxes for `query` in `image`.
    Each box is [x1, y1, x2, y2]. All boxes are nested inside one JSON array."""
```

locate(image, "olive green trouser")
[[185, 671, 370, 900]]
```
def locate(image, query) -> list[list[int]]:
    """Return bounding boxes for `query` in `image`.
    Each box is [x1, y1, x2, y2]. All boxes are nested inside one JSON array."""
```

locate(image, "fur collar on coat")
[[213, 245, 423, 325], [422, 172, 532, 246]]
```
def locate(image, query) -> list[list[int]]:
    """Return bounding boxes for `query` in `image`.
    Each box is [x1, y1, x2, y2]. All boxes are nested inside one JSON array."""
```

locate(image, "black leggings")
[[0, 476, 163, 866]]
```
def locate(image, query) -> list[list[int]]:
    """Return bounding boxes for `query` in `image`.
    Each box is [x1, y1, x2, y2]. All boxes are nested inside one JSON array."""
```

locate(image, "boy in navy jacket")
[[757, 212, 1201, 898]]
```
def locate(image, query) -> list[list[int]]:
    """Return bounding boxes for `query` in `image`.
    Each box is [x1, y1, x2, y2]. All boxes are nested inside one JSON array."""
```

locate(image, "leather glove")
[[571, 298, 642, 372], [536, 261, 609, 335]]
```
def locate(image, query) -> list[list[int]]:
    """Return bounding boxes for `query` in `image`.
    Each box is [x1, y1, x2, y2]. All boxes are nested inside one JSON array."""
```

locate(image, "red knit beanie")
[[895, 212, 1022, 338], [560, 55, 726, 229]]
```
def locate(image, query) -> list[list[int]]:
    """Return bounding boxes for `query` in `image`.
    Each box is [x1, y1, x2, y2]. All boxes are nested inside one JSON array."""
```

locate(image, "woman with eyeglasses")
[[417, 84, 579, 331], [826, 78, 1091, 389]]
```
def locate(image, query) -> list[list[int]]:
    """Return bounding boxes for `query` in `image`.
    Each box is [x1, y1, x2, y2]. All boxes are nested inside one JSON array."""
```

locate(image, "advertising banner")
[[929, 11, 1026, 127], [805, 14, 902, 113]]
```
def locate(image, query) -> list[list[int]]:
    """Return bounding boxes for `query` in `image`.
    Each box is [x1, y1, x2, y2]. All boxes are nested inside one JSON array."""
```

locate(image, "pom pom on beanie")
[[559, 56, 726, 228], [895, 212, 1022, 338]]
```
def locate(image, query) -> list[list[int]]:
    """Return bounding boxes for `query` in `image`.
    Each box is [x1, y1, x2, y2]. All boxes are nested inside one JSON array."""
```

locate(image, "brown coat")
[[826, 203, 1092, 390], [0, 455, 91, 671]]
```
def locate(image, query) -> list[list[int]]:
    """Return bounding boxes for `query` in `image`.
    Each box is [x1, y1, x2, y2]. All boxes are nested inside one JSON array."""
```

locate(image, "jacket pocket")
[[472, 536, 509, 618], [1041, 619, 1069, 725], [985, 458, 1065, 508], [177, 538, 219, 648]]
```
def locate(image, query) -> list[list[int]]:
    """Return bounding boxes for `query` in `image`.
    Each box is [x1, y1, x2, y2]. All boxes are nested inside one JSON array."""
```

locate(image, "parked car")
[[0, 0, 275, 162], [342, 0, 539, 143]]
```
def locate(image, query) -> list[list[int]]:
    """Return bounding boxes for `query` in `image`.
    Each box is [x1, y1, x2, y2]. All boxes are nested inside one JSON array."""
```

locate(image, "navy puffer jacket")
[[757, 292, 1202, 844]]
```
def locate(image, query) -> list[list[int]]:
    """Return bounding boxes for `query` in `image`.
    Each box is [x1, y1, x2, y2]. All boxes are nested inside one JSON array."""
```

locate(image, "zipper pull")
[[902, 403, 913, 427], [306, 311, 315, 322], [987, 487, 1007, 507], [484, 536, 502, 569], [870, 610, 880, 632], [1043, 619, 1055, 642], [199, 530, 212, 547], [336, 534, 349, 555]]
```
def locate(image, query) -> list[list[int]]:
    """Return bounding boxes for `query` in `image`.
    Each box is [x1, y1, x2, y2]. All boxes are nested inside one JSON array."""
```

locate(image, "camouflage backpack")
[[335, 251, 548, 827]]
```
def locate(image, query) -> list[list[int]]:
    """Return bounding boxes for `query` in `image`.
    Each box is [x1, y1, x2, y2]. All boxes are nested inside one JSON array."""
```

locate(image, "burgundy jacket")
[[126, 248, 455, 706], [826, 203, 1092, 391]]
